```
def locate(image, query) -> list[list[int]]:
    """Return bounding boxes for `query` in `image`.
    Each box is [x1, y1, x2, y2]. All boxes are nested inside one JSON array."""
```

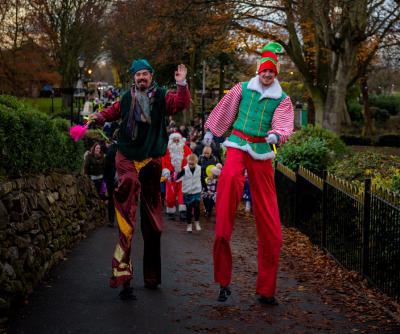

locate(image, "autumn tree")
[[0, 0, 32, 94], [105, 0, 243, 118], [228, 0, 400, 133], [30, 0, 109, 105]]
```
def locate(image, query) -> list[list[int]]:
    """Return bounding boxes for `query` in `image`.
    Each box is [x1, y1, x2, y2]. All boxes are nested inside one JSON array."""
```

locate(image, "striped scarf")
[[127, 82, 157, 140]]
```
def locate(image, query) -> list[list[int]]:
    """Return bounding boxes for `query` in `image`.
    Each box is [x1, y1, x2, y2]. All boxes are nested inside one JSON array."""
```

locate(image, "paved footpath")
[[8, 213, 399, 334]]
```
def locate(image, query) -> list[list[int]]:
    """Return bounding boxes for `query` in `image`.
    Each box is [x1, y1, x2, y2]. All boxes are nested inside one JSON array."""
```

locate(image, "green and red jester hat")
[[258, 42, 284, 75]]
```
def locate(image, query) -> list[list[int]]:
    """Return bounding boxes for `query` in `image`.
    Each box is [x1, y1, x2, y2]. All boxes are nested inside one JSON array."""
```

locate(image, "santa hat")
[[258, 42, 284, 75], [169, 132, 183, 140], [169, 131, 186, 144]]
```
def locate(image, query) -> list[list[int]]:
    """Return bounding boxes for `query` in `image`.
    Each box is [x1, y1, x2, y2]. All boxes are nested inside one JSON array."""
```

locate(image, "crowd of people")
[[82, 111, 252, 230]]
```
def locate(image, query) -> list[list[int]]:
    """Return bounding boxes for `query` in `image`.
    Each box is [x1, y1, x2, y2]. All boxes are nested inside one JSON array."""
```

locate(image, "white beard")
[[168, 141, 184, 172]]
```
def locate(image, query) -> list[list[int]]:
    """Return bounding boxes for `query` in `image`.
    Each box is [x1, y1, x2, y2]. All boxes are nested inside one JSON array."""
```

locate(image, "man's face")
[[134, 69, 153, 91], [259, 69, 276, 87], [188, 160, 196, 168], [172, 137, 180, 145]]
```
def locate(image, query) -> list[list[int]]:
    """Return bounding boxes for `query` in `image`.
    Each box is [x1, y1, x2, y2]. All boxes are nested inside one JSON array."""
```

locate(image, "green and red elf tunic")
[[205, 76, 294, 158], [95, 83, 190, 161]]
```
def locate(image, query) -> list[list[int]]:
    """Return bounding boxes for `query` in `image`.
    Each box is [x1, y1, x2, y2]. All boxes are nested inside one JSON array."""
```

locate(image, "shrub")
[[340, 135, 372, 146], [369, 94, 400, 116], [0, 95, 84, 178], [376, 134, 400, 147], [347, 100, 364, 123], [329, 151, 400, 194], [283, 125, 348, 158], [277, 137, 332, 174], [371, 107, 390, 123]]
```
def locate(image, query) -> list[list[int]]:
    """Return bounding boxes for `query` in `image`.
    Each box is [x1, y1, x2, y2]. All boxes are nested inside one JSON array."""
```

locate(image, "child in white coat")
[[175, 154, 202, 232]]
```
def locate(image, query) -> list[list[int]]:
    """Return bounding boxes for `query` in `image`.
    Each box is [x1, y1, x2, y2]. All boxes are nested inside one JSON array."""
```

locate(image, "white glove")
[[266, 133, 278, 144], [162, 168, 171, 179]]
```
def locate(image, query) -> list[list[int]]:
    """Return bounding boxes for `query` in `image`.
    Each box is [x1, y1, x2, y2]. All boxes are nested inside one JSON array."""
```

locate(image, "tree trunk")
[[361, 76, 373, 137], [308, 88, 324, 127], [323, 46, 355, 133], [219, 60, 225, 99]]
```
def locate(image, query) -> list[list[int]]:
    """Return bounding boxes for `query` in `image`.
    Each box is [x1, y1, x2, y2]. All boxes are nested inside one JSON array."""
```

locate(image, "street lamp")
[[77, 55, 85, 123]]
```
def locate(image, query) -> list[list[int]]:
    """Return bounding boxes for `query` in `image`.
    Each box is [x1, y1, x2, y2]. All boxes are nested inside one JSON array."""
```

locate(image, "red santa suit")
[[162, 133, 192, 215]]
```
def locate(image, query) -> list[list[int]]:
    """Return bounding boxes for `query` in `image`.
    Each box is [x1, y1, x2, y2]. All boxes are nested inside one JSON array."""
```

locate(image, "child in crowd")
[[202, 164, 221, 218], [198, 146, 219, 189], [175, 154, 202, 233], [243, 170, 252, 213]]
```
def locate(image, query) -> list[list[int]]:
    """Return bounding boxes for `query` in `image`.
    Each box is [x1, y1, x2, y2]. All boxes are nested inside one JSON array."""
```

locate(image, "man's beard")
[[136, 80, 150, 91], [169, 141, 184, 172]]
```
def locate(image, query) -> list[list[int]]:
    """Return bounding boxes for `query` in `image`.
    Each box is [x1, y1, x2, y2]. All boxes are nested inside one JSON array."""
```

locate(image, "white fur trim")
[[176, 79, 187, 86], [169, 132, 182, 140], [223, 140, 276, 160], [247, 76, 282, 100], [166, 206, 176, 214], [179, 204, 187, 211]]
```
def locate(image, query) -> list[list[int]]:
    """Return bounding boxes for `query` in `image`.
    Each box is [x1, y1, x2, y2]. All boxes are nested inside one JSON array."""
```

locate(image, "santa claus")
[[162, 132, 192, 220]]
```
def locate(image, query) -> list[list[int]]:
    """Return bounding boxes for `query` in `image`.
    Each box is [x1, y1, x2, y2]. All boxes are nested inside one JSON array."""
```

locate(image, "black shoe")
[[107, 222, 114, 227], [257, 296, 278, 306], [119, 287, 136, 300], [167, 213, 175, 220], [217, 286, 231, 302]]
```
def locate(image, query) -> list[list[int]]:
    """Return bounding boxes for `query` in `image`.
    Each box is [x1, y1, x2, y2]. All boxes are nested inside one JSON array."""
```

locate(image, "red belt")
[[232, 129, 266, 143]]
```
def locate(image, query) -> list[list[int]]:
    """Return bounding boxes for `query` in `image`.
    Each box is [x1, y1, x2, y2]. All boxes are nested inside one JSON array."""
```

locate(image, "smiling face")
[[94, 144, 101, 155], [134, 69, 153, 91], [258, 69, 276, 87]]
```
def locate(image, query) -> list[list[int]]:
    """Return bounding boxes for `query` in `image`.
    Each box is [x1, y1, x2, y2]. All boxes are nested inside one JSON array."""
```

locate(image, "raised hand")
[[174, 64, 187, 82]]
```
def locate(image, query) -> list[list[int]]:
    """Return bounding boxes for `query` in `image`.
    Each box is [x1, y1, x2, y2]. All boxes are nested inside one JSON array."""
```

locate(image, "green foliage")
[[371, 107, 390, 124], [369, 94, 400, 116], [0, 95, 84, 178], [347, 100, 364, 123], [277, 137, 332, 173], [280, 81, 306, 105], [329, 151, 400, 194], [277, 126, 347, 174], [286, 125, 348, 157]]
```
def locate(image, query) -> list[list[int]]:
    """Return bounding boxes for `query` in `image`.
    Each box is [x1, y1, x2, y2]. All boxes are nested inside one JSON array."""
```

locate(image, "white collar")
[[247, 76, 282, 100]]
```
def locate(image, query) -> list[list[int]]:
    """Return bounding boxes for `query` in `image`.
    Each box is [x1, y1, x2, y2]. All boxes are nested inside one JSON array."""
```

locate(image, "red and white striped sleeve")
[[268, 96, 294, 144], [204, 83, 242, 137]]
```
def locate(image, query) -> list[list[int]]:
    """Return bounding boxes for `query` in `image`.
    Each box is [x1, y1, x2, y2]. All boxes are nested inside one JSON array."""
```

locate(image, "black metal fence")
[[275, 162, 400, 301]]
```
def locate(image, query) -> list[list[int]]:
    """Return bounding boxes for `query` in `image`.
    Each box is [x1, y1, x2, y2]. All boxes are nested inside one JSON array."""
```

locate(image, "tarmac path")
[[8, 212, 399, 334]]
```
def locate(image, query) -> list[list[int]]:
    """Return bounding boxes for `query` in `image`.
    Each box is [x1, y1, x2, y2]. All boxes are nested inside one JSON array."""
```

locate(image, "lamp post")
[[77, 55, 85, 123]]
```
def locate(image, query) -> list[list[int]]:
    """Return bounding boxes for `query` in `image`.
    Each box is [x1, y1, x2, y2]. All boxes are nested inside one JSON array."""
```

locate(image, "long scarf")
[[127, 82, 157, 140]]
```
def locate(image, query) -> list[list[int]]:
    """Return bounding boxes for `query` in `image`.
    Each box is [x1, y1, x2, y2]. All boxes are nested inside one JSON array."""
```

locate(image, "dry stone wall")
[[0, 173, 106, 322]]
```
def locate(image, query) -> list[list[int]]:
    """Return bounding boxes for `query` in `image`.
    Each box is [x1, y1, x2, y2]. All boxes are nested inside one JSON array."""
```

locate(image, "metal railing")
[[275, 162, 400, 301]]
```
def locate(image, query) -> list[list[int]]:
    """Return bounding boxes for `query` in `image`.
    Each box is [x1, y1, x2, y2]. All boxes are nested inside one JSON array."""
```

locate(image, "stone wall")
[[0, 173, 106, 321]]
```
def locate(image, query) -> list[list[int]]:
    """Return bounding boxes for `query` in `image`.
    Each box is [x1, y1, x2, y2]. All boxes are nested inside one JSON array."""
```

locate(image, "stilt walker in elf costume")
[[162, 132, 192, 220], [204, 42, 294, 305], [90, 59, 190, 300]]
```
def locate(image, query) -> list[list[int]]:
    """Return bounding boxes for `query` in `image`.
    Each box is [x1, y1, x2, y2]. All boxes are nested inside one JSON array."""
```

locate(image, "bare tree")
[[30, 0, 109, 105], [227, 0, 400, 133]]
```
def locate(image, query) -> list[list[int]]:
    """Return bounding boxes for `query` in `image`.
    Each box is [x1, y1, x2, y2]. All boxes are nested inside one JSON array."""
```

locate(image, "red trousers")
[[110, 151, 162, 288], [165, 180, 185, 213], [214, 148, 282, 297]]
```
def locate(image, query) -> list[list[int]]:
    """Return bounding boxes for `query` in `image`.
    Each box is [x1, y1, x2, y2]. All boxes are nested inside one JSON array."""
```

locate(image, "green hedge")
[[369, 94, 400, 116], [0, 95, 84, 179], [276, 125, 348, 174]]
